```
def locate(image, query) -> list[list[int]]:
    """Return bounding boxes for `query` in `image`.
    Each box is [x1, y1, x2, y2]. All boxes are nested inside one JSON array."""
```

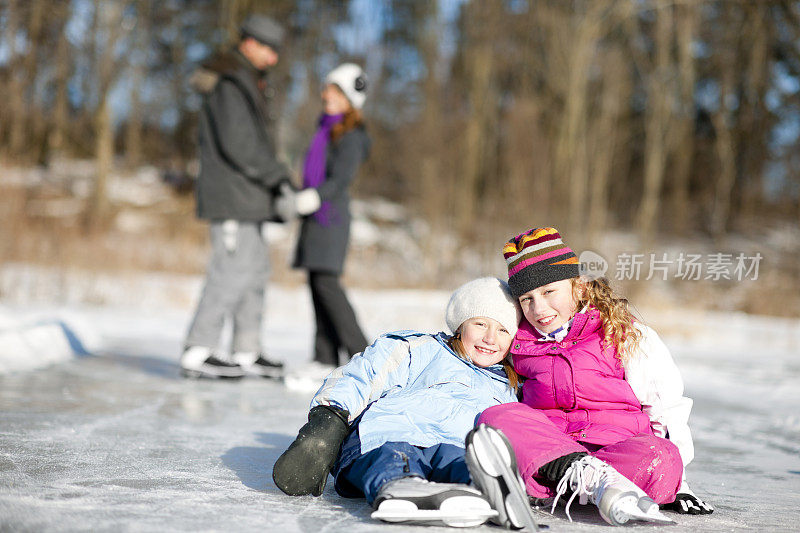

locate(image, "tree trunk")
[[636, 3, 674, 242], [20, 0, 47, 161], [88, 96, 114, 226], [4, 0, 24, 160], [125, 0, 151, 169], [459, 0, 496, 234], [416, 1, 448, 275], [85, 0, 126, 230], [738, 4, 770, 221], [48, 2, 72, 161], [710, 66, 737, 236], [588, 47, 628, 239], [669, 0, 699, 234], [551, 3, 608, 235]]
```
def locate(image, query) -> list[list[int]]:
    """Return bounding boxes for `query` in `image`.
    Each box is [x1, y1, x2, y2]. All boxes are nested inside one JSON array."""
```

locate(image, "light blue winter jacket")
[[310, 330, 519, 459]]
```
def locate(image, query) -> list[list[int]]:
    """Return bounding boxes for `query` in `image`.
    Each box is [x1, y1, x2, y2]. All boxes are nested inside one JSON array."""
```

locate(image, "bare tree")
[[636, 2, 675, 242], [457, 1, 500, 233], [3, 0, 23, 161], [12, 0, 46, 159], [125, 0, 151, 168], [0, 0, 797, 248], [587, 46, 630, 239], [47, 1, 73, 160], [669, 0, 699, 233], [710, 50, 738, 237], [85, 0, 132, 229], [737, 3, 772, 219]]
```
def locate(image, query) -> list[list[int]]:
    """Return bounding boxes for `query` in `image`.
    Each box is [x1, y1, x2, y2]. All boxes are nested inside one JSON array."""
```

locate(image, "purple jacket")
[[511, 309, 652, 446]]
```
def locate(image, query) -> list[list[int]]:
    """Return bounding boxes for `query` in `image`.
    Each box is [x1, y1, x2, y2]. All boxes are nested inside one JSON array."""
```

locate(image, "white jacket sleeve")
[[624, 324, 695, 466], [310, 334, 413, 423]]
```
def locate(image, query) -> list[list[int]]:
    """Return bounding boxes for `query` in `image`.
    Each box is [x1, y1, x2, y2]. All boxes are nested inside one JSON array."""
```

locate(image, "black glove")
[[660, 492, 714, 514], [272, 405, 350, 496]]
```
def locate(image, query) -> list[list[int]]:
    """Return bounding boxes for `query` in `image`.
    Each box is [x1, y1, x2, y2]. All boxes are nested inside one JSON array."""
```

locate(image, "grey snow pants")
[[185, 221, 270, 354]]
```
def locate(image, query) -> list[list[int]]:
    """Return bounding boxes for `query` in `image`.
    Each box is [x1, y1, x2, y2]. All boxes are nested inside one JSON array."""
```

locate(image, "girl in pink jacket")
[[475, 227, 713, 527]]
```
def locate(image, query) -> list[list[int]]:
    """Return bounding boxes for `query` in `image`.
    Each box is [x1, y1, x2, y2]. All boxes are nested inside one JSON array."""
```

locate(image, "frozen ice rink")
[[1, 285, 799, 531]]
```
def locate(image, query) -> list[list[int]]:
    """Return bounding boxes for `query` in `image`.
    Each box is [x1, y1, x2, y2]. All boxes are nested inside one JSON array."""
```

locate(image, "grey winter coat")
[[292, 126, 370, 273], [193, 50, 289, 221]]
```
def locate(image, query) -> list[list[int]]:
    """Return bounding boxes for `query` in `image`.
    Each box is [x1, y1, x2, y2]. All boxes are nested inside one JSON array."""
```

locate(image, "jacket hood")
[[189, 50, 259, 94]]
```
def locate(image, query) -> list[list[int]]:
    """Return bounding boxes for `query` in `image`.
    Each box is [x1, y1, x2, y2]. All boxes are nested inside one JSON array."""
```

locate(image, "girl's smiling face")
[[458, 317, 512, 367], [518, 279, 579, 334]]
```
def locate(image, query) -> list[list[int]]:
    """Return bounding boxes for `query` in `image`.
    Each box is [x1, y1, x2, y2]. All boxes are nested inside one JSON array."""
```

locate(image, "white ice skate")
[[465, 424, 541, 531], [283, 361, 335, 392], [371, 477, 497, 528], [552, 455, 674, 526], [180, 346, 245, 379], [232, 351, 284, 379]]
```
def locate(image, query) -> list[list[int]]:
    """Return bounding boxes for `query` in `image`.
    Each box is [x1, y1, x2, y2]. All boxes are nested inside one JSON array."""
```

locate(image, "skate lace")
[[550, 456, 608, 522]]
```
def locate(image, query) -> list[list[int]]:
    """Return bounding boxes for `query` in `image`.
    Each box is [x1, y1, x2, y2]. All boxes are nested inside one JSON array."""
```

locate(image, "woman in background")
[[281, 63, 371, 391]]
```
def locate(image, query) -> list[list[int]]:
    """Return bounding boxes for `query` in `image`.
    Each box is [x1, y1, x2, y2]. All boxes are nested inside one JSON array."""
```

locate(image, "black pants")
[[309, 271, 368, 366]]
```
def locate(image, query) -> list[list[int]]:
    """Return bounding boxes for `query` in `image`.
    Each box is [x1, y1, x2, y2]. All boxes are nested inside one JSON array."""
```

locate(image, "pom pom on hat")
[[325, 63, 367, 109], [503, 227, 579, 298], [445, 277, 521, 336]]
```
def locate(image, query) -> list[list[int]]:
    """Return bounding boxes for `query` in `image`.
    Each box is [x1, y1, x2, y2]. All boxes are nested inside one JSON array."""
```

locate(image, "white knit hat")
[[445, 277, 521, 336], [325, 63, 367, 109]]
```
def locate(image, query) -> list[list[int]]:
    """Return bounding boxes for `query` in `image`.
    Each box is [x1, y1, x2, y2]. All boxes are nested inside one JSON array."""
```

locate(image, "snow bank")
[[0, 308, 100, 375]]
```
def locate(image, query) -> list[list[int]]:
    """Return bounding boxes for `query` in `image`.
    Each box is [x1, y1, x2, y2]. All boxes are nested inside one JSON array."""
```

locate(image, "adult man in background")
[[181, 14, 289, 379]]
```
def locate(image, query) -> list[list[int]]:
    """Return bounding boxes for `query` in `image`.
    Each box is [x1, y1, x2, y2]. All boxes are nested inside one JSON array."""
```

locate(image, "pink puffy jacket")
[[511, 309, 653, 446]]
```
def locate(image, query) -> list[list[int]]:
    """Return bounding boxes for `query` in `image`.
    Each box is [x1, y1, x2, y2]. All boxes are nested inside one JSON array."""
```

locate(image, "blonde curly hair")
[[571, 277, 642, 365]]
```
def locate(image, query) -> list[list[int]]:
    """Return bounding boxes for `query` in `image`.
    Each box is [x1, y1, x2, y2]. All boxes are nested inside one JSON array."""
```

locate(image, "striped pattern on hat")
[[503, 227, 579, 298]]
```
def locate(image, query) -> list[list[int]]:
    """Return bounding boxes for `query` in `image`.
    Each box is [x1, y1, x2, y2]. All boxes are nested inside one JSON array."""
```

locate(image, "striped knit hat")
[[503, 227, 580, 298]]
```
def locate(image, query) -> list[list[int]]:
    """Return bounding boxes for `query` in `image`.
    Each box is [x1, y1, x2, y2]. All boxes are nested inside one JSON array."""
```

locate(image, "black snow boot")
[[272, 405, 350, 496]]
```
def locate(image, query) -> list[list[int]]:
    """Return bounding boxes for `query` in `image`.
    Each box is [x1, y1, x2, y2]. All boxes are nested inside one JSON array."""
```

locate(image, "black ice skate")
[[233, 351, 284, 379], [180, 347, 245, 379]]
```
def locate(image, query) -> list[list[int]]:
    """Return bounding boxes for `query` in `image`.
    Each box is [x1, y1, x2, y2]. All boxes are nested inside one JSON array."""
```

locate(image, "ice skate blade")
[[465, 425, 540, 531], [244, 368, 283, 379], [372, 497, 497, 528], [606, 497, 675, 526], [180, 368, 244, 379]]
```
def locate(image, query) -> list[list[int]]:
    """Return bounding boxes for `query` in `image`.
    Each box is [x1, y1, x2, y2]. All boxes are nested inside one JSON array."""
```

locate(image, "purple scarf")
[[303, 113, 343, 225]]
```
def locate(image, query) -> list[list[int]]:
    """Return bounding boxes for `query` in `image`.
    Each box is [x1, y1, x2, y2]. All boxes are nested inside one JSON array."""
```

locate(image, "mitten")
[[272, 405, 350, 496], [273, 182, 299, 223], [294, 188, 321, 216], [660, 490, 714, 515]]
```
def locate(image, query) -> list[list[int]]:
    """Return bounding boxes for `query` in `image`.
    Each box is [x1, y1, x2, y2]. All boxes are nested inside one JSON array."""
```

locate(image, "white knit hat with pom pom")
[[445, 277, 521, 335], [325, 63, 367, 109]]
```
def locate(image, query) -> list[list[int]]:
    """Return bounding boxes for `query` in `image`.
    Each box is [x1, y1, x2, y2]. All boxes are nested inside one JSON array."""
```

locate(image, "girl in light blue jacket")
[[273, 277, 522, 527]]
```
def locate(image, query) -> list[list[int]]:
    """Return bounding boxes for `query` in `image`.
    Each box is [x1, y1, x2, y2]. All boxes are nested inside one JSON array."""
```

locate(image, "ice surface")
[[1, 284, 799, 531]]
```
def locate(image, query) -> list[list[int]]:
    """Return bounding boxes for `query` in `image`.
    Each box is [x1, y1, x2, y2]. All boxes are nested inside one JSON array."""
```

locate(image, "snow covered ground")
[[1, 275, 799, 532]]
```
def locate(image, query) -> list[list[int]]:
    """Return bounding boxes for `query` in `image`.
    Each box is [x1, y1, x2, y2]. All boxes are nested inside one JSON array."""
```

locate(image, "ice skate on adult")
[[232, 351, 284, 379], [283, 361, 335, 392], [552, 455, 674, 526], [465, 424, 540, 531], [180, 346, 245, 379], [371, 477, 497, 528]]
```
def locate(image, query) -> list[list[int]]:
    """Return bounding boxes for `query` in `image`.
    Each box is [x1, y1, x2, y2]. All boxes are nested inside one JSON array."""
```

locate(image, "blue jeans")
[[334, 441, 470, 505]]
